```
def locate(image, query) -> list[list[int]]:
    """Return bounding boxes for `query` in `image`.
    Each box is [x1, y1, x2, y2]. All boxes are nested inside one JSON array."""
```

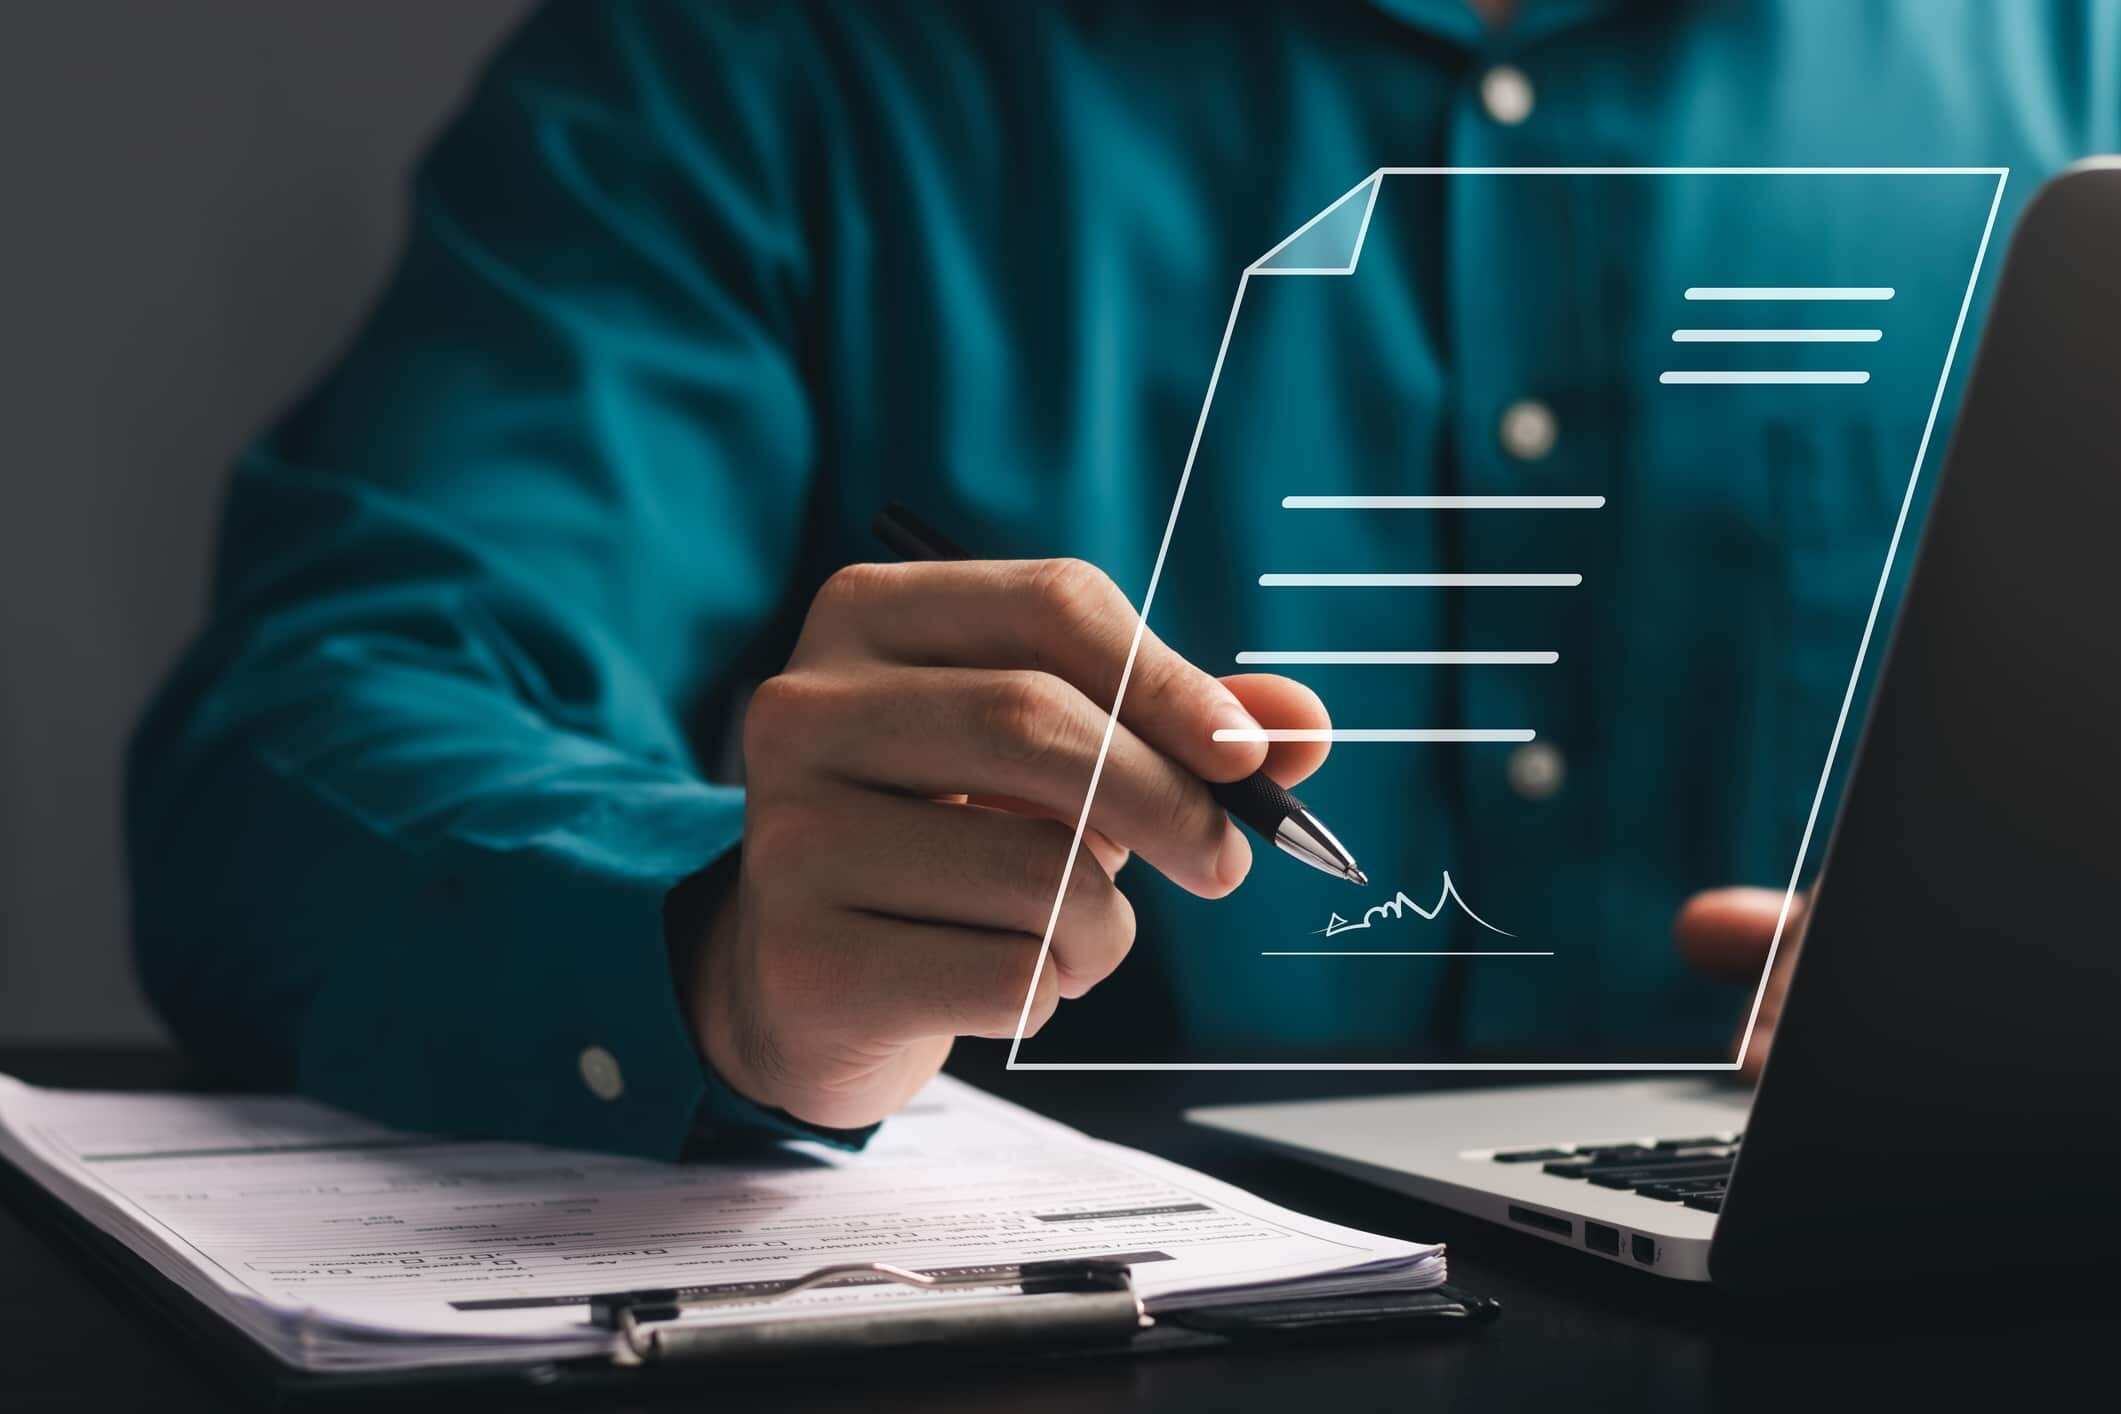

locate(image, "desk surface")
[[3, 1044, 2110, 1411]]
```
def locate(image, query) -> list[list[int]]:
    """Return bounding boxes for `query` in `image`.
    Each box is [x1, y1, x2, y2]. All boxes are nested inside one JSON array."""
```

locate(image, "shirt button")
[[1480, 65, 1535, 126], [578, 1045, 625, 1102], [1507, 742, 1566, 801], [1498, 399, 1557, 461]]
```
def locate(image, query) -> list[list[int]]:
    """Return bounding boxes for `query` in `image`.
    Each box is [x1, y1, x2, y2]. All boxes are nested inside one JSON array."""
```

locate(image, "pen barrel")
[[1209, 771, 1306, 837], [629, 1288, 1146, 1364]]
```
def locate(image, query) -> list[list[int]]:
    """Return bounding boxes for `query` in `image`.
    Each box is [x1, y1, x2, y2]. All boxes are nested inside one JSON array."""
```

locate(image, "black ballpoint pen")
[[872, 503, 1369, 887]]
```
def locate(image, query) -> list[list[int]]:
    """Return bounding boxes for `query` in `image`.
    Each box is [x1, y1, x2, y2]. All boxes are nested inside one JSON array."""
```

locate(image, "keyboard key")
[[1580, 1152, 1735, 1174], [1651, 1136, 1733, 1151], [1542, 1160, 1594, 1178], [1583, 1159, 1736, 1190], [1684, 1194, 1724, 1213], [1635, 1179, 1728, 1202], [1575, 1146, 1660, 1165], [1581, 1156, 1735, 1178], [1492, 1148, 1576, 1163]]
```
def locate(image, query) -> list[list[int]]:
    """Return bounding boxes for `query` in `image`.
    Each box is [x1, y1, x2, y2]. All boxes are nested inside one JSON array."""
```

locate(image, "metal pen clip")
[[590, 1258, 1148, 1365]]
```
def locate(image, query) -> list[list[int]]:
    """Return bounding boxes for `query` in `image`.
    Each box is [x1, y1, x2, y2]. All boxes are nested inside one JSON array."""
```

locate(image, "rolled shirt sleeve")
[[125, 2, 847, 1157]]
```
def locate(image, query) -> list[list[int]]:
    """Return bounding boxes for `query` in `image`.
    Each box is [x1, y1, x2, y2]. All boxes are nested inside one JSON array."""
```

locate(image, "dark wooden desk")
[[2, 1044, 2107, 1411]]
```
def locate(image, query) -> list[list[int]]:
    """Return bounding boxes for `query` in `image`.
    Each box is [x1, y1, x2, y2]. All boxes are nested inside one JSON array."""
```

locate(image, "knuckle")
[[1127, 649, 1185, 715], [1152, 767, 1215, 850], [1031, 968, 1062, 1034], [1023, 557, 1117, 635], [1011, 952, 1063, 1037], [1093, 863, 1138, 955], [741, 673, 811, 765], [1019, 819, 1079, 893], [1059, 835, 1105, 900], [1132, 638, 1215, 732], [1058, 859, 1134, 989], [993, 944, 1051, 1033], [813, 560, 899, 620], [980, 671, 1072, 767], [744, 670, 802, 722]]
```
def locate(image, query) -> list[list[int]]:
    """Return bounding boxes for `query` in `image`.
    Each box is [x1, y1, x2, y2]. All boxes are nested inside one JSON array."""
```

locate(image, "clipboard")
[[1, 1149, 1497, 1408]]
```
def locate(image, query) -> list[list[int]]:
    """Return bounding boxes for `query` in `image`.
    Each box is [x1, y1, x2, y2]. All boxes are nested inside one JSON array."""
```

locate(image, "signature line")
[[1316, 871, 1515, 938]]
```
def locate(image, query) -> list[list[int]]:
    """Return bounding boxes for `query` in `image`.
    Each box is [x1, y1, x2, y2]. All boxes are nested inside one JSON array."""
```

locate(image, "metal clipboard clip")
[[589, 1258, 1150, 1366]]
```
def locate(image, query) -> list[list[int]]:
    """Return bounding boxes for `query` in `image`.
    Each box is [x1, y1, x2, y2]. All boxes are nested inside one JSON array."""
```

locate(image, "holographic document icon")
[[1012, 168, 2007, 1072]]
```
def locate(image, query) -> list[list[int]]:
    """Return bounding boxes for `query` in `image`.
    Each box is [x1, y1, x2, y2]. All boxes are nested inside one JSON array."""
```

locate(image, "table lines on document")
[[40, 1120, 1341, 1306]]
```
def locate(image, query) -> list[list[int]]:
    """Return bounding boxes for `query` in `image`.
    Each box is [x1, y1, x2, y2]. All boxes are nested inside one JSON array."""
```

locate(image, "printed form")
[[0, 1073, 1442, 1371]]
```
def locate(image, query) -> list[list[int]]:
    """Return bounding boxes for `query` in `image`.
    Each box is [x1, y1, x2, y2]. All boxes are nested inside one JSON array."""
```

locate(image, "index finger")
[[1674, 887, 1803, 983], [801, 558, 1270, 784]]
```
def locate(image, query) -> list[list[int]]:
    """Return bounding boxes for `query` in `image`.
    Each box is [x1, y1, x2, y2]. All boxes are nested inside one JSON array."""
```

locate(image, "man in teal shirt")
[[125, 1, 2117, 1156]]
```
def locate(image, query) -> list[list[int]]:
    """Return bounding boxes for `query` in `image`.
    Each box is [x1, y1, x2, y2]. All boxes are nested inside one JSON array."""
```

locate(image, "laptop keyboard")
[[1491, 1135, 1741, 1213]]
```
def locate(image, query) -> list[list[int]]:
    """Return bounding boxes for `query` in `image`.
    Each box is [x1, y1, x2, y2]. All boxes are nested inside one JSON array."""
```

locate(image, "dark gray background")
[[0, 1, 529, 1041]]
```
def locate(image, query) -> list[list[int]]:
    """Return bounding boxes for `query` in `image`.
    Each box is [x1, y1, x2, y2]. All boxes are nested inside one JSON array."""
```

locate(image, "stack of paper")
[[0, 1072, 1442, 1372]]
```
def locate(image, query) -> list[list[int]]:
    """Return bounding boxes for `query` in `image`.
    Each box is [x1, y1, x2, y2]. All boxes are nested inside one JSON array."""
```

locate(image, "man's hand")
[[687, 557, 1331, 1130], [1674, 887, 1809, 1081]]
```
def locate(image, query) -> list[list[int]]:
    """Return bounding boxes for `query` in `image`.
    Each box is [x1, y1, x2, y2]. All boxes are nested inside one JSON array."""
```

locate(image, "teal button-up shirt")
[[127, 1, 2119, 1156]]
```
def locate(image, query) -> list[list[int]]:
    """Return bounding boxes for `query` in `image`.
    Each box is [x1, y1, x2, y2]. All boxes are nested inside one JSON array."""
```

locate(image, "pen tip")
[[1347, 869, 1369, 887]]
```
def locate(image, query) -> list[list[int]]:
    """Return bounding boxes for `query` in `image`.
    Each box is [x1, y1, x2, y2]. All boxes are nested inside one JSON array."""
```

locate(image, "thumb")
[[1219, 673, 1331, 787], [1674, 887, 1799, 983]]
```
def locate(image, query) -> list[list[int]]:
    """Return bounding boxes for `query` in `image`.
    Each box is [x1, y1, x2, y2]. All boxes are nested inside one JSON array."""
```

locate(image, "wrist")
[[695, 886, 765, 1101], [663, 854, 770, 1105]]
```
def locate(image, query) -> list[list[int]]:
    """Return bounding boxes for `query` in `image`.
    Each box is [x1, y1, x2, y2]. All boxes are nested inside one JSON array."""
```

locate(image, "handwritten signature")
[[1316, 872, 1513, 939]]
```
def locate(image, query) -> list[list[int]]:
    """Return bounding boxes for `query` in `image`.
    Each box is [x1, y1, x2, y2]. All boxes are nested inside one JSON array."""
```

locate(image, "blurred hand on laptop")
[[1676, 889, 1809, 1081]]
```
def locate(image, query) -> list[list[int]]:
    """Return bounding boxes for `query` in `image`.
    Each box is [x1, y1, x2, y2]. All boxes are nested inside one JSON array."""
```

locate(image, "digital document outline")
[[1008, 167, 2009, 1073]]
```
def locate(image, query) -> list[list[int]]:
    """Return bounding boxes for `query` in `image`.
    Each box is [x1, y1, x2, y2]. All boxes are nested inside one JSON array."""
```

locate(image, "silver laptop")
[[1190, 162, 2121, 1288]]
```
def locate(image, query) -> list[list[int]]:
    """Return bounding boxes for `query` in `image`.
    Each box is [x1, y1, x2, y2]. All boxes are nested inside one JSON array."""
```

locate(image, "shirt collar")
[[1367, 0, 1643, 51]]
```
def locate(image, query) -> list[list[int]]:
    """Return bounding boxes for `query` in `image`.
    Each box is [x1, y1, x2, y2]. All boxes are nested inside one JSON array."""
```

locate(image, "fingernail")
[[1215, 825, 1252, 892], [1211, 699, 1261, 745]]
